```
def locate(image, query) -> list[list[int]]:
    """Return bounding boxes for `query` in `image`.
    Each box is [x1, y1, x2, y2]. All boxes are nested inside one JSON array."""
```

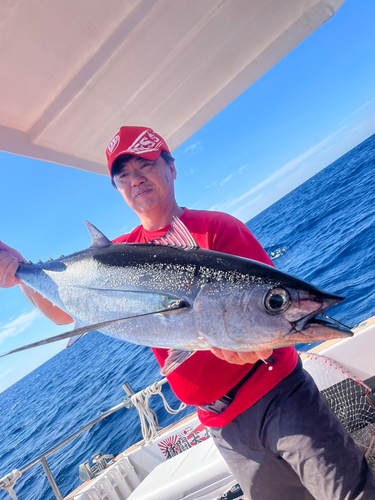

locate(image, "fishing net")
[[302, 352, 375, 469]]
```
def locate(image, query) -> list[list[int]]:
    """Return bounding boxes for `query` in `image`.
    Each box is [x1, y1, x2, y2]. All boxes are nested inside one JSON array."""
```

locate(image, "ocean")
[[1, 133, 375, 500]]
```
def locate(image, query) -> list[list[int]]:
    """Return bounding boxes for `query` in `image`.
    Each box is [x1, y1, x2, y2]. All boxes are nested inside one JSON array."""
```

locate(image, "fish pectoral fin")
[[0, 303, 191, 358], [161, 349, 196, 376], [66, 319, 89, 348], [66, 321, 87, 348], [66, 334, 85, 348]]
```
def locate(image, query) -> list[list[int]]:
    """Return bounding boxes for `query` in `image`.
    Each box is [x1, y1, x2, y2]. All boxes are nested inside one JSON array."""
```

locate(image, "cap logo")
[[107, 134, 120, 155], [128, 129, 164, 155]]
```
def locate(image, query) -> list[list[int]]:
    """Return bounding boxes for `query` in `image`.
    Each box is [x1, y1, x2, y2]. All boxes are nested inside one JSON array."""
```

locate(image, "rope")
[[0, 470, 22, 500], [131, 382, 187, 443]]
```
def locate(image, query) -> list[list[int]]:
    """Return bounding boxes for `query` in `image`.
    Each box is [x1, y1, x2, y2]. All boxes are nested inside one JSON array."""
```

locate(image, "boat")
[[0, 1, 374, 499], [1, 317, 374, 500], [59, 317, 375, 499]]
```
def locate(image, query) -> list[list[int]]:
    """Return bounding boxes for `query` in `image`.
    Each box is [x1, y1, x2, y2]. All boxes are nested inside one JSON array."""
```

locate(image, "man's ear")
[[170, 162, 177, 181]]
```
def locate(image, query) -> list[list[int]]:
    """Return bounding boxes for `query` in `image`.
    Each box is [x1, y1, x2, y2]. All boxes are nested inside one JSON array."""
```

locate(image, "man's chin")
[[132, 199, 159, 215]]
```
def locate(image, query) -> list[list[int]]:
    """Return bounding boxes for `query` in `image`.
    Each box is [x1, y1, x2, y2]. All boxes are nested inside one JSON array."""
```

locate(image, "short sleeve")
[[211, 215, 274, 267]]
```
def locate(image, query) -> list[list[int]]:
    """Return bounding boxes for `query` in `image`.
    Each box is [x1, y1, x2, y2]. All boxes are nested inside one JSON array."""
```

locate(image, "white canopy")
[[0, 0, 344, 175]]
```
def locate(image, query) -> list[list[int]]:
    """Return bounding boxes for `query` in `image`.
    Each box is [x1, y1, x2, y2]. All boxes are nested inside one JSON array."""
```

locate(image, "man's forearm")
[[19, 283, 74, 325]]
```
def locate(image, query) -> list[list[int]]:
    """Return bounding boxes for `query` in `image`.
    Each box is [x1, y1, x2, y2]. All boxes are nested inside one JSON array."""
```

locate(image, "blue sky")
[[1, 0, 375, 392]]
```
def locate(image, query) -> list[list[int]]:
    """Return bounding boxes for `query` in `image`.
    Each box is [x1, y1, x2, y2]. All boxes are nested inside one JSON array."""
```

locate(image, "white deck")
[[127, 438, 233, 500]]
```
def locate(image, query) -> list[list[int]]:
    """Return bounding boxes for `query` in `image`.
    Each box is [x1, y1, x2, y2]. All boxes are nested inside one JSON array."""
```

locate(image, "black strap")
[[198, 359, 265, 414], [221, 360, 263, 403]]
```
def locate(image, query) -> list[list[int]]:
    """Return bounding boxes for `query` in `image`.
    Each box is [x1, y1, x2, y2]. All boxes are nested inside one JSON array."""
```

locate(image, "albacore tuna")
[[5, 217, 352, 374]]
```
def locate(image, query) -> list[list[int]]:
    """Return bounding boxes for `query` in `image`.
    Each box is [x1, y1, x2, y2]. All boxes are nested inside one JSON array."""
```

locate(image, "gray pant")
[[209, 360, 375, 500]]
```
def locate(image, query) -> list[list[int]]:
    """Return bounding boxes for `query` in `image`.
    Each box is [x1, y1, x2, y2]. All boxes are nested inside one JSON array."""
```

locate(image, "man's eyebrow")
[[116, 164, 129, 174], [115, 157, 154, 175], [116, 158, 140, 172]]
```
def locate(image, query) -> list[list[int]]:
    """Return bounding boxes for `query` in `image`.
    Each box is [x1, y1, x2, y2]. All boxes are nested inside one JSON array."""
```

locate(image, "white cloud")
[[205, 115, 374, 221], [344, 97, 375, 121], [0, 368, 14, 380], [210, 121, 375, 221], [220, 174, 234, 186], [206, 164, 246, 189], [0, 310, 41, 345], [223, 128, 345, 211], [184, 141, 202, 154], [231, 194, 265, 221], [230, 119, 375, 222], [206, 180, 218, 188]]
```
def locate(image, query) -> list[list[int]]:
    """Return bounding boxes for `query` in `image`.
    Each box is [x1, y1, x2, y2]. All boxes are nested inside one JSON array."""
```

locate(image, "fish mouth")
[[300, 311, 352, 333], [287, 298, 353, 342], [288, 314, 353, 343], [307, 316, 352, 333], [293, 305, 330, 332]]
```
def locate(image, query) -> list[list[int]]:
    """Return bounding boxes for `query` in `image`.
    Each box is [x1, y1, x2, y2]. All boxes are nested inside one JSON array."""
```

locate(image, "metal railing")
[[0, 379, 169, 500]]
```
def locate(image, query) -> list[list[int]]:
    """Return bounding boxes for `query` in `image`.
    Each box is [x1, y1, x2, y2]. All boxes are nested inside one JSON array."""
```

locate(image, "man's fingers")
[[222, 349, 246, 364], [0, 243, 25, 261], [0, 253, 21, 288], [0, 242, 27, 288], [211, 348, 274, 365], [212, 348, 250, 365], [211, 348, 226, 360], [237, 349, 274, 363], [0, 241, 15, 254]]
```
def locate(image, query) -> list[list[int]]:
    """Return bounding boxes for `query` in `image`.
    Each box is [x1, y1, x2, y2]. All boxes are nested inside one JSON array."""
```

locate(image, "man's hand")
[[211, 348, 274, 365], [0, 241, 25, 288], [0, 241, 74, 325]]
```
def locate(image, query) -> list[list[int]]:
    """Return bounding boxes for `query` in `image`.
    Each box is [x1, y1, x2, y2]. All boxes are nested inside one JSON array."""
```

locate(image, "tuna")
[[4, 217, 352, 374]]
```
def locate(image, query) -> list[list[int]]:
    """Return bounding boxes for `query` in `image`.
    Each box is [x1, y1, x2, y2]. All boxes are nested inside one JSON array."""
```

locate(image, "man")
[[1, 126, 374, 499]]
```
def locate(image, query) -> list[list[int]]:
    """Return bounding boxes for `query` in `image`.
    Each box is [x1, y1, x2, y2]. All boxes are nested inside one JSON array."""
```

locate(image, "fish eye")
[[264, 288, 290, 313]]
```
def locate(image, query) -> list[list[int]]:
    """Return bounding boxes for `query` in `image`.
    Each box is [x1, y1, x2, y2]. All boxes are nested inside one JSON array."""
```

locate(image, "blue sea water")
[[1, 134, 375, 500]]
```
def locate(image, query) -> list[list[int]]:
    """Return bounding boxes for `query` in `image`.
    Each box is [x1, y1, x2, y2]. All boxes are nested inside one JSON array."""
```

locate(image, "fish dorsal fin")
[[153, 216, 199, 249], [85, 221, 112, 248]]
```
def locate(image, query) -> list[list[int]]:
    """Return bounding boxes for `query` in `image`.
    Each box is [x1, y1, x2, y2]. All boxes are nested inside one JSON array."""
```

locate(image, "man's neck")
[[140, 204, 184, 231]]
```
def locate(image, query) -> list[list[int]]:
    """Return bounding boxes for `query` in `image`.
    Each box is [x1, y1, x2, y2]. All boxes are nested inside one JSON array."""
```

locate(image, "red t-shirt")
[[113, 208, 298, 427]]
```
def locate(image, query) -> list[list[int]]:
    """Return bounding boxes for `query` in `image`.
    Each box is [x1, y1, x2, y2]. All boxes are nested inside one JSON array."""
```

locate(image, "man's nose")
[[130, 171, 146, 186]]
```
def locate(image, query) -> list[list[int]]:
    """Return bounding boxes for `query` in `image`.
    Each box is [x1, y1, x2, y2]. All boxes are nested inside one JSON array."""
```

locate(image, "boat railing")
[[0, 378, 171, 500]]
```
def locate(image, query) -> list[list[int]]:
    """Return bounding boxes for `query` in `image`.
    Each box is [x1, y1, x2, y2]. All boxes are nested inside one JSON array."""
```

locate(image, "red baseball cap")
[[106, 126, 172, 177]]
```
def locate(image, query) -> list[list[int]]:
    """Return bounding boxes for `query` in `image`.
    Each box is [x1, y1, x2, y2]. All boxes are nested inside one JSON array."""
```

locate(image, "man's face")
[[113, 155, 177, 218]]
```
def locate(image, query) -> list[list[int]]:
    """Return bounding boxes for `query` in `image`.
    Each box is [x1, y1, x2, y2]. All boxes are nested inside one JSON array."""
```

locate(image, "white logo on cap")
[[128, 130, 164, 154], [107, 134, 120, 155]]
